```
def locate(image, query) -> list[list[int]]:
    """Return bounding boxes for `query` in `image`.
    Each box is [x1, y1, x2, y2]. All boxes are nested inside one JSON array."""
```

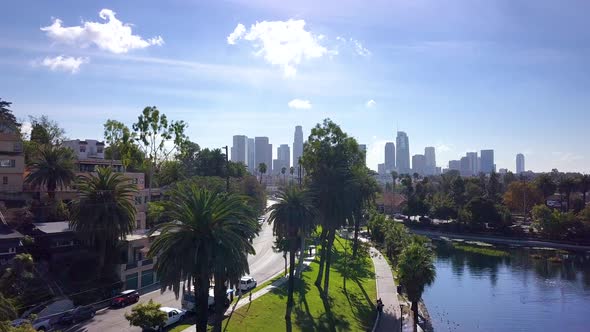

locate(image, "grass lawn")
[[223, 236, 377, 332]]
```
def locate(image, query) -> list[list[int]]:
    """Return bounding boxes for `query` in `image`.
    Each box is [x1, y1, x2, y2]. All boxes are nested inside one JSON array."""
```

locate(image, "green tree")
[[398, 242, 436, 332], [0, 253, 34, 298], [384, 222, 410, 263], [194, 148, 226, 177], [558, 177, 576, 211], [281, 166, 287, 185], [27, 115, 66, 145], [390, 171, 398, 192], [257, 163, 267, 184], [0, 293, 16, 322], [103, 119, 144, 172], [534, 173, 556, 201], [0, 98, 20, 131], [532, 204, 562, 239], [148, 185, 258, 332], [157, 160, 184, 186], [463, 197, 503, 229], [177, 140, 200, 176], [124, 299, 168, 331], [348, 166, 379, 256], [25, 145, 75, 201], [267, 187, 316, 321], [301, 119, 363, 296], [70, 167, 137, 272], [132, 106, 187, 198], [576, 174, 590, 205], [503, 181, 543, 214]]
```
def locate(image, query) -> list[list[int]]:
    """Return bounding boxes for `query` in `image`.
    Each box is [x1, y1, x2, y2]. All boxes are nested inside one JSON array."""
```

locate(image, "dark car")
[[111, 289, 140, 307], [58, 306, 96, 325]]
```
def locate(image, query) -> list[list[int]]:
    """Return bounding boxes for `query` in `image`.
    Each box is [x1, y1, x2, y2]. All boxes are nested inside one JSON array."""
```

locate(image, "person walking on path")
[[370, 247, 403, 332]]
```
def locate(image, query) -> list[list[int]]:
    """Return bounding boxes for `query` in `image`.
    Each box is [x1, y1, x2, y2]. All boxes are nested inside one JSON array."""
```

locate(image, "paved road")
[[66, 202, 283, 332]]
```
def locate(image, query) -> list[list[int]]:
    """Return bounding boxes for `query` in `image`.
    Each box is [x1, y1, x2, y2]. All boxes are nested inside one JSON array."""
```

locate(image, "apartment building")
[[0, 130, 24, 193]]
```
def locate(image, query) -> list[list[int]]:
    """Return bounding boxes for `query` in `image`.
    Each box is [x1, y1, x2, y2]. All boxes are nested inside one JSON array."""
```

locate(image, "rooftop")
[[0, 223, 24, 240], [33, 221, 71, 234]]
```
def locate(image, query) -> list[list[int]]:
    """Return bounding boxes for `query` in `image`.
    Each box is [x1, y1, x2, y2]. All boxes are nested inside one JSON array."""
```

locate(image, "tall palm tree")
[[25, 145, 75, 200], [148, 185, 258, 332], [289, 167, 295, 185], [558, 177, 576, 211], [398, 242, 436, 332], [258, 163, 267, 184], [267, 187, 316, 322], [349, 167, 379, 256], [70, 167, 137, 272], [577, 174, 590, 205], [281, 167, 287, 185], [534, 173, 556, 201], [390, 171, 398, 192]]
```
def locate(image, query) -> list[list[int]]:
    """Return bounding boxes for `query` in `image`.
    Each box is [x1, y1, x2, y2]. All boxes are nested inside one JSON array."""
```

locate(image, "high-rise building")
[[480, 149, 495, 174], [516, 153, 525, 174], [231, 135, 248, 165], [460, 156, 471, 177], [396, 131, 410, 174], [293, 126, 303, 172], [424, 147, 436, 175], [359, 144, 367, 165], [247, 138, 255, 173], [448, 160, 461, 171], [255, 137, 272, 173], [378, 163, 386, 175], [275, 144, 290, 174], [412, 154, 426, 175], [466, 152, 478, 175], [385, 142, 395, 171]]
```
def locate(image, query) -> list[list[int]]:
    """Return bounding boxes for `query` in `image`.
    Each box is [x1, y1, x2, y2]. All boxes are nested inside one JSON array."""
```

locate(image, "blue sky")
[[1, 0, 589, 172]]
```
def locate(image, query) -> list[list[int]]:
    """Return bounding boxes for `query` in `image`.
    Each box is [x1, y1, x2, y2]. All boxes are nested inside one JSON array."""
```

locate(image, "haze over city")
[[2, 0, 589, 173]]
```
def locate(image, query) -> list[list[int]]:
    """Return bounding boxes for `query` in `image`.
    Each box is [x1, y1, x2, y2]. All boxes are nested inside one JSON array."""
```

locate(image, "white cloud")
[[41, 55, 89, 73], [227, 23, 246, 45], [41, 9, 164, 54], [436, 144, 453, 152], [351, 38, 371, 56], [366, 99, 376, 108], [288, 98, 312, 110], [227, 19, 329, 77]]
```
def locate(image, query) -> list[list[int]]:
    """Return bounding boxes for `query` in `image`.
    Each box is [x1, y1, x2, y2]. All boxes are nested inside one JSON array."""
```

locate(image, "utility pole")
[[224, 145, 230, 192]]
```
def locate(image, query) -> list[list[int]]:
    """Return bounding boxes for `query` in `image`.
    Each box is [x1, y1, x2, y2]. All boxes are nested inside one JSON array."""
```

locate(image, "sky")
[[1, 0, 589, 173]]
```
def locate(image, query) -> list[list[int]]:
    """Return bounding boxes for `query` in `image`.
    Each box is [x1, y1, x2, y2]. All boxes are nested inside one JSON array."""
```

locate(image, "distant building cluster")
[[377, 131, 438, 178]]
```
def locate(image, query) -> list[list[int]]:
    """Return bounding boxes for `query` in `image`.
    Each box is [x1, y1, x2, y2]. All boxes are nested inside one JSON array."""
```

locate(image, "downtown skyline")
[[1, 1, 589, 173]]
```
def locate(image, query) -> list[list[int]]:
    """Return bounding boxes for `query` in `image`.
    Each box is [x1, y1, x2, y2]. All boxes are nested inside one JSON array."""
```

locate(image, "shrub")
[[125, 299, 167, 330]]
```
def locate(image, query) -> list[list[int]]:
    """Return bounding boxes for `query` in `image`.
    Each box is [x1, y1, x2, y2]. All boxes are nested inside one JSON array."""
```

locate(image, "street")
[[66, 202, 282, 332]]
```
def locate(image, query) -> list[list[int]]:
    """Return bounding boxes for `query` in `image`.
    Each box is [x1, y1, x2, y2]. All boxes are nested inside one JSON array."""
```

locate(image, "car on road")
[[258, 216, 265, 223], [239, 276, 257, 292], [58, 306, 96, 325], [111, 289, 140, 307], [147, 307, 186, 331], [181, 287, 232, 312]]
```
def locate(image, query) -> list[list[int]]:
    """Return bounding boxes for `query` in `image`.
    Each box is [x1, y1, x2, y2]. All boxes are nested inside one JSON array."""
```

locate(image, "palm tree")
[[390, 171, 398, 192], [289, 167, 295, 185], [281, 167, 287, 185], [534, 173, 556, 201], [25, 145, 75, 201], [267, 187, 315, 322], [148, 185, 258, 332], [70, 167, 137, 272], [398, 242, 436, 332], [258, 163, 267, 184], [349, 167, 379, 256], [558, 177, 576, 211], [0, 292, 16, 321]]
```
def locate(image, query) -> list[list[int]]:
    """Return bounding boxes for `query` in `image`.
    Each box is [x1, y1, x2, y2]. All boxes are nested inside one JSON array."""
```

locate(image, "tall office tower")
[[378, 163, 386, 175], [276, 144, 290, 174], [396, 131, 410, 174], [480, 149, 495, 174], [384, 142, 395, 171], [449, 160, 461, 171], [516, 153, 525, 174], [255, 137, 270, 172], [231, 135, 248, 165], [266, 143, 273, 174], [424, 147, 436, 175], [460, 156, 471, 177], [412, 154, 426, 176], [247, 138, 255, 173], [466, 152, 478, 175], [359, 144, 367, 165], [293, 126, 303, 172]]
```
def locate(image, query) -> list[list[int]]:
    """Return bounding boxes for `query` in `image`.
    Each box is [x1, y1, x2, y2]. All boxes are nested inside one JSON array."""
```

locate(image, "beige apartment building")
[[0, 132, 24, 193]]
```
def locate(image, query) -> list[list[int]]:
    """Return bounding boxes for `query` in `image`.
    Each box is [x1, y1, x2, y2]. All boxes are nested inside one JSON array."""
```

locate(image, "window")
[[80, 145, 86, 152], [97, 146, 104, 153], [0, 160, 15, 168], [134, 196, 142, 205], [13, 142, 22, 152], [2, 177, 7, 185]]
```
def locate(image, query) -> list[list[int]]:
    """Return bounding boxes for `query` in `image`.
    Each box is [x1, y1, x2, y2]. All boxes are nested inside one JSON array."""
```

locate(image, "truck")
[[181, 287, 233, 313]]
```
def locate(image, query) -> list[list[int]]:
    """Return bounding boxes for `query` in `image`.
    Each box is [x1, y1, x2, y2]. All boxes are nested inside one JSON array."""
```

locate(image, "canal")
[[422, 238, 590, 332]]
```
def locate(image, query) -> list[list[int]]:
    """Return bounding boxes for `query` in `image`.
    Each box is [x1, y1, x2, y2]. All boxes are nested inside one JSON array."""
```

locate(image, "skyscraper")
[[255, 137, 272, 173], [449, 160, 461, 171], [385, 142, 395, 171], [293, 126, 303, 172], [424, 147, 436, 175], [396, 131, 410, 174], [247, 138, 255, 173], [275, 144, 290, 174], [466, 152, 478, 175], [460, 156, 471, 177], [231, 135, 248, 165], [412, 154, 426, 176], [480, 149, 495, 174], [359, 144, 367, 165], [516, 153, 525, 174]]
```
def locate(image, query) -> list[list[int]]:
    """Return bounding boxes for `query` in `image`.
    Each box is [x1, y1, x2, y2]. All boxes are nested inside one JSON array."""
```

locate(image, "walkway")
[[370, 247, 402, 332]]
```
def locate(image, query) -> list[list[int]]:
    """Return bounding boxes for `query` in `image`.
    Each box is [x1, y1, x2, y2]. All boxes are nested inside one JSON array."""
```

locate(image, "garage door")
[[141, 269, 154, 288], [125, 272, 138, 290]]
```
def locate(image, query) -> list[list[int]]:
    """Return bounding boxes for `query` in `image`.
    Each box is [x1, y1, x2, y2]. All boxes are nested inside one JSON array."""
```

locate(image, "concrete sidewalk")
[[370, 247, 402, 332]]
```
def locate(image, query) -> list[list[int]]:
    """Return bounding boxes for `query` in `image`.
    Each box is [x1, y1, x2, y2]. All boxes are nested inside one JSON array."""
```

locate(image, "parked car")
[[238, 276, 257, 292], [181, 287, 232, 312], [111, 289, 140, 307], [152, 307, 186, 331], [58, 306, 96, 325]]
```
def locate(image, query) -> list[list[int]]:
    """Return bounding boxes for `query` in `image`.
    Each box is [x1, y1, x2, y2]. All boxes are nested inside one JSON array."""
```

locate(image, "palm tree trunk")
[[314, 228, 328, 287], [283, 251, 287, 276], [352, 213, 360, 257], [196, 255, 210, 332], [213, 267, 226, 332], [296, 234, 305, 278], [412, 301, 419, 332], [98, 238, 106, 273], [323, 230, 336, 297], [286, 236, 297, 321]]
